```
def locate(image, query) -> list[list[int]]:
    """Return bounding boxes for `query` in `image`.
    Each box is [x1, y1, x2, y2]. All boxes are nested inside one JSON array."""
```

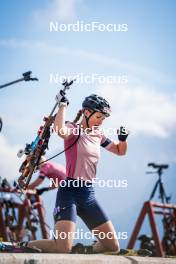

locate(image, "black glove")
[[117, 126, 129, 142], [55, 90, 69, 107], [36, 187, 50, 195]]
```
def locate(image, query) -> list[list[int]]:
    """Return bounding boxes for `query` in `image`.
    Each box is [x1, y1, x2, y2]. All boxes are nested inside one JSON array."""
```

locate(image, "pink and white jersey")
[[64, 122, 113, 181], [39, 162, 66, 182]]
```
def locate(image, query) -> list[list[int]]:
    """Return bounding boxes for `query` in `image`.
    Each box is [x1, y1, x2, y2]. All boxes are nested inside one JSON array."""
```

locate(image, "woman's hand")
[[117, 126, 129, 142], [55, 90, 69, 107]]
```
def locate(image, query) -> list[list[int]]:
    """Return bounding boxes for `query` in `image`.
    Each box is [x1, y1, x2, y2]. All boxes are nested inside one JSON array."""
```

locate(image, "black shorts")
[[53, 178, 109, 230]]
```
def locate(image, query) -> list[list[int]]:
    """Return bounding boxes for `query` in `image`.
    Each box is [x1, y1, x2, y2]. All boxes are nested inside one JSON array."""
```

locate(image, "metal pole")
[[0, 71, 38, 89]]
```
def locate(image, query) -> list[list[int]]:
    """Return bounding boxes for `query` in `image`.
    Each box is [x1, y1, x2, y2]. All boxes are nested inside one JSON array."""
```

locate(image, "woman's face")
[[84, 110, 106, 128]]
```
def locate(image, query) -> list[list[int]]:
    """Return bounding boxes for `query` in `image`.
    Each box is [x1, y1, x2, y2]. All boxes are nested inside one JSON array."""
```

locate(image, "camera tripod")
[[0, 71, 38, 133], [147, 163, 170, 204]]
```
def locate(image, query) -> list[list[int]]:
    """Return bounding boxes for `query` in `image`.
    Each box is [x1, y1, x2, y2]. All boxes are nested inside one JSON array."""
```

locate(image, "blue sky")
[[0, 0, 176, 248]]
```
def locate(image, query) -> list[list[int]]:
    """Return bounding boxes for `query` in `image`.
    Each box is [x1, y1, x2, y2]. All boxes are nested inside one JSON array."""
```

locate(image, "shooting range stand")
[[127, 201, 176, 257], [0, 188, 49, 242]]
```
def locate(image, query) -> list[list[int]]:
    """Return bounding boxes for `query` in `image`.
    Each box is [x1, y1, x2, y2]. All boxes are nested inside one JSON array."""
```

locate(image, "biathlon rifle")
[[17, 79, 75, 190]]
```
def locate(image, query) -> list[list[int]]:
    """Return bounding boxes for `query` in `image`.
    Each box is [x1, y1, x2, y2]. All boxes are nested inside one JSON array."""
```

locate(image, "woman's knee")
[[106, 239, 120, 252], [92, 221, 120, 253]]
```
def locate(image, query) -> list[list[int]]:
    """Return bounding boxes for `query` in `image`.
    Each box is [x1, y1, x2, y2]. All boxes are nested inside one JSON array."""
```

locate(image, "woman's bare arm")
[[27, 177, 44, 189], [54, 106, 71, 139], [105, 141, 127, 156]]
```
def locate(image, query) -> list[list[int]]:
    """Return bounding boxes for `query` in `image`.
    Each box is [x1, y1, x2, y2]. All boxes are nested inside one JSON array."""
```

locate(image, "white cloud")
[[97, 84, 176, 138], [33, 0, 78, 25], [1, 38, 176, 138], [0, 135, 22, 182], [0, 38, 175, 89]]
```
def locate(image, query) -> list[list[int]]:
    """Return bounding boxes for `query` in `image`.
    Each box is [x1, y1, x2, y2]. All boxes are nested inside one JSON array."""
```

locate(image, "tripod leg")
[[159, 182, 170, 204], [149, 180, 159, 200]]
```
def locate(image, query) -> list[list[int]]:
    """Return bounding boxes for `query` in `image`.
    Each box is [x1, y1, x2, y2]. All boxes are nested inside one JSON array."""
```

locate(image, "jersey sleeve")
[[39, 163, 49, 179]]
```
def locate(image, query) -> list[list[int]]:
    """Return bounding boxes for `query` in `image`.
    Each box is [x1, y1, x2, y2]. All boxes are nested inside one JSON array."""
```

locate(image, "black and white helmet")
[[82, 94, 111, 117]]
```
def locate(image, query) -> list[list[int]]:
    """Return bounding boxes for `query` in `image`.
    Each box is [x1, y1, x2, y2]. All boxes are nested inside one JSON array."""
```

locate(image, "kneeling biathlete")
[[8, 93, 129, 253]]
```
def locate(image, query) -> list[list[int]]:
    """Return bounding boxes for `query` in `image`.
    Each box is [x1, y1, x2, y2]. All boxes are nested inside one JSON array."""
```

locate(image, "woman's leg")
[[27, 220, 76, 253], [92, 220, 120, 253], [77, 192, 120, 253]]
